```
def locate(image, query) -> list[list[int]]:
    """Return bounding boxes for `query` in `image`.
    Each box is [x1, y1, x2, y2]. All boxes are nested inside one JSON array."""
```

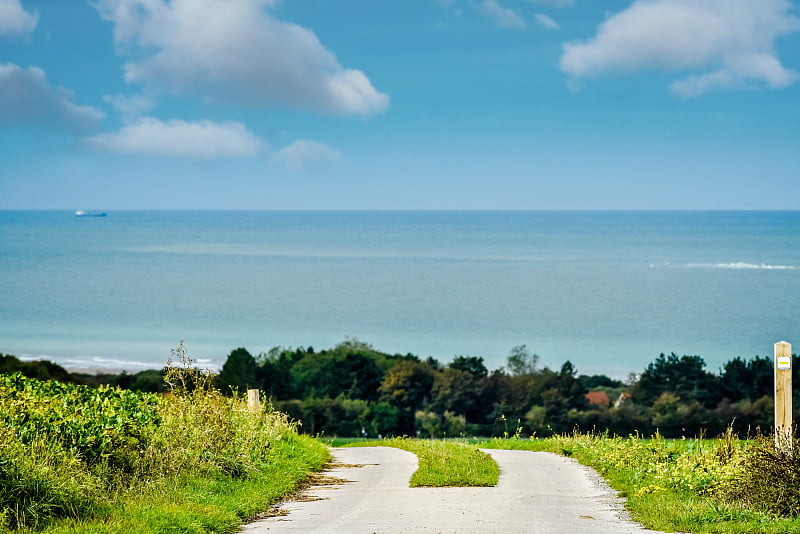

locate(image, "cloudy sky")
[[1, 0, 799, 209]]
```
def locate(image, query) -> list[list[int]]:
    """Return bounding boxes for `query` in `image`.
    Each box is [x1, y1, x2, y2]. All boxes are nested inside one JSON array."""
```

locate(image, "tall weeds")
[[0, 427, 103, 531], [719, 434, 800, 517], [141, 342, 296, 479], [0, 342, 311, 531]]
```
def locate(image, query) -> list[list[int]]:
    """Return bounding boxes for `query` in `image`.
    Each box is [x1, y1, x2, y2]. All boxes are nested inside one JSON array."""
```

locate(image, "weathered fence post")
[[247, 388, 261, 412], [774, 341, 792, 453]]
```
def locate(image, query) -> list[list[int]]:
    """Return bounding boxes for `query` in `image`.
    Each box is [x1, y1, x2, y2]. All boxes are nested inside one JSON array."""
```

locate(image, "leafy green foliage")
[[1, 373, 160, 470], [3, 341, 791, 442], [0, 372, 158, 530], [719, 356, 773, 402], [216, 347, 257, 395], [0, 353, 166, 392], [506, 344, 539, 375], [633, 353, 719, 407], [720, 435, 800, 517], [208, 341, 786, 439], [0, 354, 71, 382], [0, 343, 328, 532]]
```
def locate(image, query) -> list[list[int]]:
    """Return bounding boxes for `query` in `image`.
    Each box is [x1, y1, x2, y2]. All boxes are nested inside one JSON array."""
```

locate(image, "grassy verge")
[[31, 434, 328, 534], [477, 433, 800, 534], [335, 437, 499, 487], [0, 347, 329, 533]]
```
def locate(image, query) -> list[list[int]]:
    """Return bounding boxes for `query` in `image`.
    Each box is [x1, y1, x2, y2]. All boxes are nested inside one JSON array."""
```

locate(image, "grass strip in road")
[[345, 438, 499, 487]]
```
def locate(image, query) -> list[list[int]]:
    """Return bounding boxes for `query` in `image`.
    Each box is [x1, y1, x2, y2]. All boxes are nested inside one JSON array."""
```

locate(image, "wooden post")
[[774, 341, 792, 453], [247, 389, 261, 412]]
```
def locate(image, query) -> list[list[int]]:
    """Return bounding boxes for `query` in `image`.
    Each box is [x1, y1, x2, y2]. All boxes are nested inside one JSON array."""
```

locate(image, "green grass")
[[1, 348, 331, 534], [340, 437, 499, 487], [28, 434, 329, 534], [476, 433, 800, 534]]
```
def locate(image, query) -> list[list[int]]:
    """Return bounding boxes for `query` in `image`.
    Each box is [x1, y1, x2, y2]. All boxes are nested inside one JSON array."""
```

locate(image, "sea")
[[1, 211, 798, 378]]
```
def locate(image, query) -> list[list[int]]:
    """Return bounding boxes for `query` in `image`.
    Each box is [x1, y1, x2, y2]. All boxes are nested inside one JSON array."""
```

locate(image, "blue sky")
[[1, 0, 799, 209]]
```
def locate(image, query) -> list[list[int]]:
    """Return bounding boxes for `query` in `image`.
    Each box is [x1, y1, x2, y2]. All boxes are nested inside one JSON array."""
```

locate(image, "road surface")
[[242, 446, 668, 534]]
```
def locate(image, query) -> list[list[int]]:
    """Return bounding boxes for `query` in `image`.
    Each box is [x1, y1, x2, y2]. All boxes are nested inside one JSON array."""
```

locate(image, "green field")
[[0, 358, 328, 534], [4, 361, 800, 533]]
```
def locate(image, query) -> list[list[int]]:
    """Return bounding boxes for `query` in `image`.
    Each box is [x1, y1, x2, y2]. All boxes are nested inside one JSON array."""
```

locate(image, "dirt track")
[[242, 446, 668, 534]]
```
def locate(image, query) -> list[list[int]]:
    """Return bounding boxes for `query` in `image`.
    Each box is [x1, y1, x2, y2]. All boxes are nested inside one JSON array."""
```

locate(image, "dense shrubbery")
[[1, 373, 160, 470], [0, 373, 161, 529], [212, 340, 787, 439], [721, 434, 800, 517], [0, 344, 327, 531]]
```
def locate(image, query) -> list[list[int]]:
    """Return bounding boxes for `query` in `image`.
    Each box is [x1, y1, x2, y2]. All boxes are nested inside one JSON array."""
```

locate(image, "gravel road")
[[242, 446, 668, 534]]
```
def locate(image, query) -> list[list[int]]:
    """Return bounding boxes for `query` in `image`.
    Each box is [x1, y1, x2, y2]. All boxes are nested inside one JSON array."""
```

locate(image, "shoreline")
[[7, 354, 221, 376]]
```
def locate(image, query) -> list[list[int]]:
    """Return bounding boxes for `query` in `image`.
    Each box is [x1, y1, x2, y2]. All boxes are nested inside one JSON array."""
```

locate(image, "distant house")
[[585, 390, 610, 407], [614, 392, 631, 408]]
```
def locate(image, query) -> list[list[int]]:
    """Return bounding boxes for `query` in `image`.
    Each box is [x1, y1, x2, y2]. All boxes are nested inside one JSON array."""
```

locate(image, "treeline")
[[214, 340, 790, 439], [0, 354, 165, 392], [1, 341, 792, 438]]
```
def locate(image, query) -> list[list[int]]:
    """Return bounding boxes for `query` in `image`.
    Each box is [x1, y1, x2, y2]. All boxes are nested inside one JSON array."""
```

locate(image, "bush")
[[0, 373, 155, 530], [0, 373, 160, 474], [720, 434, 800, 517], [0, 342, 312, 530], [142, 342, 298, 478]]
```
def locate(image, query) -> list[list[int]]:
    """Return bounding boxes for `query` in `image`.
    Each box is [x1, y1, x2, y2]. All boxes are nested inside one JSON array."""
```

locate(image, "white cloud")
[[528, 0, 574, 8], [534, 13, 560, 30], [0, 63, 104, 133], [560, 0, 800, 97], [94, 0, 389, 115], [669, 52, 797, 98], [475, 0, 526, 29], [103, 94, 156, 121], [272, 140, 342, 171], [84, 118, 265, 158], [0, 0, 38, 38]]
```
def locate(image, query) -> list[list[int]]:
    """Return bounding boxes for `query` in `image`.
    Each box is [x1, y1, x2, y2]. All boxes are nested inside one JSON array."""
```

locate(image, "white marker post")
[[774, 341, 792, 453], [247, 388, 261, 412]]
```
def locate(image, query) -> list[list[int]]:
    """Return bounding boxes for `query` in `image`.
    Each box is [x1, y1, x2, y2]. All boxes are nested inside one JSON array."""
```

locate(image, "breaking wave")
[[684, 262, 797, 271]]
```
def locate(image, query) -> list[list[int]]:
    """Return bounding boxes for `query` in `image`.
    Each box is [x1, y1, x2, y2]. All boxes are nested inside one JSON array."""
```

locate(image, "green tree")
[[289, 350, 383, 400], [129, 369, 167, 393], [449, 355, 488, 377], [257, 346, 308, 399], [633, 353, 718, 408], [507, 345, 539, 375], [719, 356, 772, 402], [217, 347, 257, 395], [364, 402, 401, 437], [651, 391, 683, 436], [378, 360, 435, 412], [431, 367, 484, 421]]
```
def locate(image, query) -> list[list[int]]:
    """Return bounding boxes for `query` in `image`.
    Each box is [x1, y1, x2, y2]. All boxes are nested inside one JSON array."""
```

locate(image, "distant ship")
[[74, 210, 107, 218]]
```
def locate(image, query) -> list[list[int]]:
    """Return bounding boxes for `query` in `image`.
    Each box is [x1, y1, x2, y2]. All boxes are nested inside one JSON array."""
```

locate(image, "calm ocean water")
[[1, 211, 798, 377]]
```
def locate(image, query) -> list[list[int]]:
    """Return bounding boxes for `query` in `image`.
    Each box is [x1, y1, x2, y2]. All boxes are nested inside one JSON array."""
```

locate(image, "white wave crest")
[[685, 262, 797, 270]]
